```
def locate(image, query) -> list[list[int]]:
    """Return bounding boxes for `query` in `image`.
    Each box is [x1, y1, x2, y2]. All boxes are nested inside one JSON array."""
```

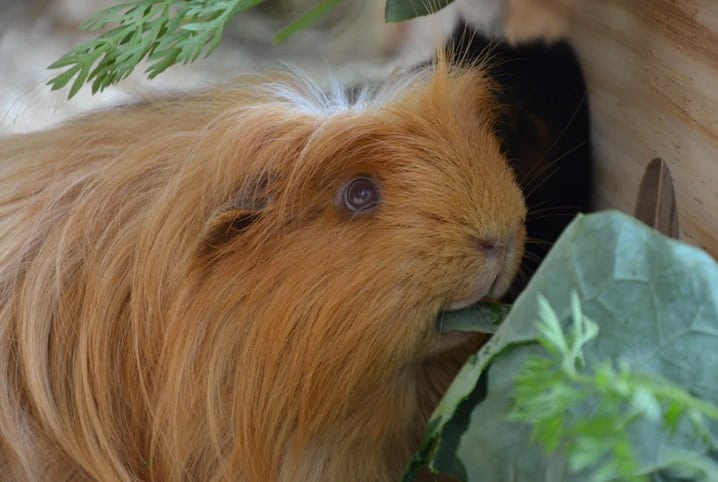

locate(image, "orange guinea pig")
[[0, 59, 526, 482]]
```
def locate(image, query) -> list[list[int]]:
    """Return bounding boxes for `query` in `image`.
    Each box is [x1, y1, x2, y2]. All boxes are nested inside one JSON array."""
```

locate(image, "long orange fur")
[[0, 58, 526, 481]]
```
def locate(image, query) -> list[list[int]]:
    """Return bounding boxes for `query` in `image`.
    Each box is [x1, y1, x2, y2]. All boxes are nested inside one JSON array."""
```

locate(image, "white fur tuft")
[[260, 66, 430, 118]]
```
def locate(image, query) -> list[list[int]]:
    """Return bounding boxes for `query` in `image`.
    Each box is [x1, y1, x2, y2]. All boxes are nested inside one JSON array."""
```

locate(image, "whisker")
[[521, 251, 545, 264], [524, 198, 552, 214], [527, 213, 575, 224], [527, 206, 582, 220], [528, 204, 582, 216], [536, 94, 588, 165], [519, 93, 588, 188], [522, 139, 589, 201], [525, 237, 553, 247]]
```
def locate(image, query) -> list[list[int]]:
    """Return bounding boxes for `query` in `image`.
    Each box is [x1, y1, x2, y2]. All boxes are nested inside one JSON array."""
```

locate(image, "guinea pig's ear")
[[205, 206, 263, 248], [204, 184, 271, 251]]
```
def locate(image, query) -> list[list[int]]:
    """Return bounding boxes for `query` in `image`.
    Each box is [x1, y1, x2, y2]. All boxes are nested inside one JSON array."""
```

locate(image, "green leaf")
[[406, 211, 718, 481], [385, 0, 456, 23], [47, 64, 82, 91], [437, 302, 510, 334], [535, 295, 570, 357], [80, 2, 144, 31], [69, 64, 91, 98], [47, 0, 269, 99]]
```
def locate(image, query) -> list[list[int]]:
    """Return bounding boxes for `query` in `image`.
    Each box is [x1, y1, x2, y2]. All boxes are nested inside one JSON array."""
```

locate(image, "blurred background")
[[0, 0, 480, 134]]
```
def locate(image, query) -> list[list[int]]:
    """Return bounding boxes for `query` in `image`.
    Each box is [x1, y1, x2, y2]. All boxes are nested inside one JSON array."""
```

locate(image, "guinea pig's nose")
[[472, 237, 501, 257]]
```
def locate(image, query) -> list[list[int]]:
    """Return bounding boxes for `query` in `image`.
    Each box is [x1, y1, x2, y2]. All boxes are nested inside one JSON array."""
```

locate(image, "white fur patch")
[[260, 66, 430, 118]]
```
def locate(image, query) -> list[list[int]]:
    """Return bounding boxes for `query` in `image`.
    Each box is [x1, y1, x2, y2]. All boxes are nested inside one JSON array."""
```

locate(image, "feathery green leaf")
[[47, 0, 266, 98]]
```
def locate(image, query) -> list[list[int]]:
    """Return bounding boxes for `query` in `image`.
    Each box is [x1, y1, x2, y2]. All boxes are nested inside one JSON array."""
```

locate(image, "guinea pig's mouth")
[[432, 273, 507, 351], [444, 278, 499, 312], [433, 235, 521, 349]]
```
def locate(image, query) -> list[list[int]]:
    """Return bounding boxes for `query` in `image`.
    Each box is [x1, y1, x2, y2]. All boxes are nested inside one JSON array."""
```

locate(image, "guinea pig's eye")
[[336, 176, 381, 216]]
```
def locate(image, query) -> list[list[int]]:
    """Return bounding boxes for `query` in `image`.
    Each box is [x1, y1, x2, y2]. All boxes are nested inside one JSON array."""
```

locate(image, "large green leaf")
[[407, 211, 718, 481]]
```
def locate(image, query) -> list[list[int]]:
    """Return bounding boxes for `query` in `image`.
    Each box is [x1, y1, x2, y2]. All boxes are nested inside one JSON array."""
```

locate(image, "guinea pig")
[[0, 58, 526, 481]]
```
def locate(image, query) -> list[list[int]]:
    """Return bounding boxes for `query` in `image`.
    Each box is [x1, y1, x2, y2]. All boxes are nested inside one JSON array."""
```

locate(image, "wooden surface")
[[504, 0, 718, 258]]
